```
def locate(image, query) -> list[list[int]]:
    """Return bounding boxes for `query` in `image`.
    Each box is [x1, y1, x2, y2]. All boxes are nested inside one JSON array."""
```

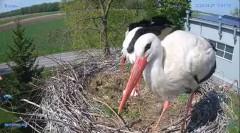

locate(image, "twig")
[[161, 114, 190, 131], [116, 119, 142, 131], [93, 97, 127, 127], [62, 74, 76, 81], [20, 117, 41, 133], [95, 124, 140, 133], [20, 99, 56, 115], [0, 107, 44, 117]]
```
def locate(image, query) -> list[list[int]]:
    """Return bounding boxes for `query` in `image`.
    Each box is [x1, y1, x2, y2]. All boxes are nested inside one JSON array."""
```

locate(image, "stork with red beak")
[[118, 30, 216, 131], [120, 17, 172, 96], [121, 16, 172, 74]]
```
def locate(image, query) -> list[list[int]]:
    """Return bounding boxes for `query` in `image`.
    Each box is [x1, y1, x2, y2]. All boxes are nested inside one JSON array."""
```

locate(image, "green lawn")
[[0, 109, 19, 124], [0, 11, 62, 25], [227, 91, 240, 133], [0, 18, 73, 63]]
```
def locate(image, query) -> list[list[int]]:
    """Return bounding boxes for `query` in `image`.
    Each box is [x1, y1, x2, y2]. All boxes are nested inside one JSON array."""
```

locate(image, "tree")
[[62, 0, 189, 55], [99, 0, 114, 56], [143, 0, 190, 30], [62, 0, 141, 57], [3, 21, 44, 113], [62, 0, 114, 57], [144, 0, 158, 18], [7, 21, 43, 85], [231, 8, 240, 17]]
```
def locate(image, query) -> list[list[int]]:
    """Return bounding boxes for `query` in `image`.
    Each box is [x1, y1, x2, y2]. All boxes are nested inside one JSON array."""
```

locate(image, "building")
[[185, 10, 240, 91]]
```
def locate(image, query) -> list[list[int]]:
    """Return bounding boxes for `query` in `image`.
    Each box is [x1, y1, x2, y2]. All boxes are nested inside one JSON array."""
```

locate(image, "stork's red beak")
[[118, 57, 147, 113], [120, 55, 126, 75]]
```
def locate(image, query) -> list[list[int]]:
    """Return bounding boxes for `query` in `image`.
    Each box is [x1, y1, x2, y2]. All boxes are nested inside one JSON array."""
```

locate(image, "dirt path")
[[0, 13, 64, 31]]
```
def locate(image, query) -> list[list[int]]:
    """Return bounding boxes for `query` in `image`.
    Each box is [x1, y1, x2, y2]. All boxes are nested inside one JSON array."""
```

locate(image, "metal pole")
[[218, 16, 222, 38], [186, 10, 190, 31]]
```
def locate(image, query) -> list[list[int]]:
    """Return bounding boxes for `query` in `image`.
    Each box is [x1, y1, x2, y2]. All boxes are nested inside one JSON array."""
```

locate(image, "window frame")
[[209, 39, 234, 62]]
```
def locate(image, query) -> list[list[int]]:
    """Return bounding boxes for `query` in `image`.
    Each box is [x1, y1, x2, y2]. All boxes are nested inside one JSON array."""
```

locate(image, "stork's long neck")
[[143, 37, 166, 91]]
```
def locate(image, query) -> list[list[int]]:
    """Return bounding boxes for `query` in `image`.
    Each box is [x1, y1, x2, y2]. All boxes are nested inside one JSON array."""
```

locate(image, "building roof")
[[193, 15, 240, 28]]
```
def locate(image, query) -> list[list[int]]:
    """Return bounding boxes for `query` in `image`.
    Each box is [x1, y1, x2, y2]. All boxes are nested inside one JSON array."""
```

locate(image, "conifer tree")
[[7, 21, 43, 85]]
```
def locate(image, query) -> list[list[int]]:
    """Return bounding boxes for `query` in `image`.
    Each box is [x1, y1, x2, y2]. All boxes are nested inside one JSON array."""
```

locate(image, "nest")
[[20, 49, 238, 133], [20, 50, 139, 133]]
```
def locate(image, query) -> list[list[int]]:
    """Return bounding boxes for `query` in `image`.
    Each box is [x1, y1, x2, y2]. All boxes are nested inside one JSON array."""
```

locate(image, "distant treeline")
[[0, 2, 60, 18]]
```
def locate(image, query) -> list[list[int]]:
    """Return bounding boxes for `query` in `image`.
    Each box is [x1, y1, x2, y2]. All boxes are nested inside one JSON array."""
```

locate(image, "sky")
[[0, 0, 239, 15], [0, 0, 61, 13]]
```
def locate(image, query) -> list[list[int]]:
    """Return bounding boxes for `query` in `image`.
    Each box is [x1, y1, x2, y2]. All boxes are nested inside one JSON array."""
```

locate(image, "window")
[[217, 43, 225, 50], [209, 39, 234, 61], [216, 50, 224, 57], [225, 45, 234, 53]]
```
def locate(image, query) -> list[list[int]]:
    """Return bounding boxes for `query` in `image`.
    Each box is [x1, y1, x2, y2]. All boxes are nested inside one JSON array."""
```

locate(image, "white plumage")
[[136, 30, 216, 100], [122, 27, 142, 63]]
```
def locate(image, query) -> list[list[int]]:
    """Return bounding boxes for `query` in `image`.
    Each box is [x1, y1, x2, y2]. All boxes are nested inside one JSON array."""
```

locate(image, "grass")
[[0, 11, 62, 25], [0, 109, 19, 124], [0, 18, 73, 63], [226, 91, 240, 133], [122, 108, 140, 119], [177, 93, 189, 105]]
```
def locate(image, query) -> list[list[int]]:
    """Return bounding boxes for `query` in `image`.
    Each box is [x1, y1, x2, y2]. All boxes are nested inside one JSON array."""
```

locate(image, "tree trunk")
[[99, 0, 113, 58], [102, 17, 110, 57]]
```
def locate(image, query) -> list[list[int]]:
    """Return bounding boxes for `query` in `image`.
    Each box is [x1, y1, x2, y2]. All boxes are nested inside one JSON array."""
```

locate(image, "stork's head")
[[121, 27, 142, 74], [118, 33, 160, 113], [121, 18, 171, 73]]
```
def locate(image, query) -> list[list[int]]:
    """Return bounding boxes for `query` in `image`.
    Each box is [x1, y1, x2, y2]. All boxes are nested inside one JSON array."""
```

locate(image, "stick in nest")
[[93, 97, 128, 128], [160, 114, 190, 131]]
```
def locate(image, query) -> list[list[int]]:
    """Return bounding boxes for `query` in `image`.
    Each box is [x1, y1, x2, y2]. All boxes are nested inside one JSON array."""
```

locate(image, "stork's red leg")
[[120, 56, 126, 75], [180, 92, 195, 133], [153, 100, 170, 131], [119, 56, 126, 92]]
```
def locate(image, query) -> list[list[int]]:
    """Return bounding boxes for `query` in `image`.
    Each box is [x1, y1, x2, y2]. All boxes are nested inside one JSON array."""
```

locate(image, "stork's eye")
[[144, 43, 151, 52]]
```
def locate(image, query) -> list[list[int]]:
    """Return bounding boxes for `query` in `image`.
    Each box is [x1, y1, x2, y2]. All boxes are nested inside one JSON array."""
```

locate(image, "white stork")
[[120, 17, 172, 96], [121, 16, 172, 73], [118, 30, 216, 131]]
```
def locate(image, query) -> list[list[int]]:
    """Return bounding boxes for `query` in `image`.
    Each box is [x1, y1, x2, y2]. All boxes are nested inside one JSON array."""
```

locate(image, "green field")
[[0, 18, 73, 63], [0, 109, 19, 124], [0, 11, 62, 25], [192, 10, 218, 17]]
